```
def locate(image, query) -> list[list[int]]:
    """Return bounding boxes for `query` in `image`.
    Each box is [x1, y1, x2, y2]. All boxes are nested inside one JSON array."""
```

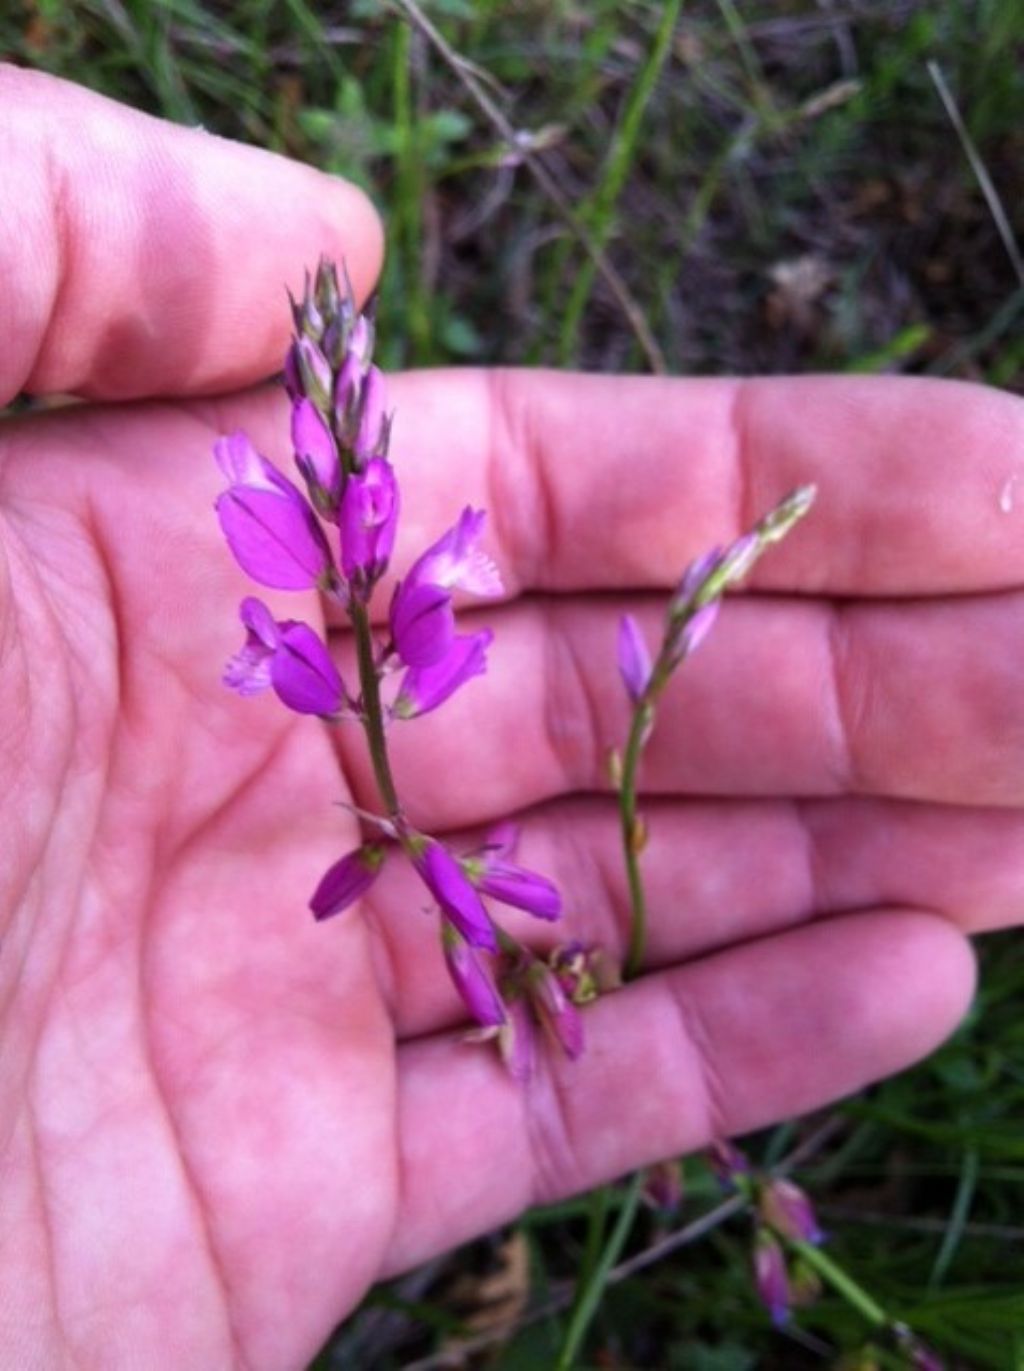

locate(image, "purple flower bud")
[[675, 599, 720, 661], [675, 545, 723, 606], [271, 621, 345, 716], [708, 1139, 751, 1188], [617, 613, 652, 703], [442, 921, 505, 1027], [293, 337, 332, 407], [224, 600, 345, 717], [292, 398, 341, 512], [283, 344, 302, 401], [406, 507, 504, 599], [390, 581, 455, 668], [414, 840, 498, 952], [339, 457, 400, 587], [498, 995, 537, 1081], [334, 348, 364, 439], [470, 858, 562, 921], [393, 629, 493, 719], [349, 313, 374, 365], [909, 1343, 944, 1371], [642, 1159, 683, 1213], [753, 1230, 791, 1327], [724, 530, 759, 582], [529, 963, 584, 1060], [310, 844, 386, 920], [354, 365, 386, 465], [223, 597, 280, 696], [215, 437, 334, 590], [759, 1178, 823, 1246]]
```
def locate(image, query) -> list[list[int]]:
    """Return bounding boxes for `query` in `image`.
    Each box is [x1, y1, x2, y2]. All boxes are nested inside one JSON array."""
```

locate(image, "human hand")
[[2, 66, 1022, 1371]]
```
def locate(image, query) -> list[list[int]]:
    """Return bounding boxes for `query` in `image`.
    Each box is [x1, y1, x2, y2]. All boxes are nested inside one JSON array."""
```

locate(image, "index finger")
[[0, 66, 383, 404]]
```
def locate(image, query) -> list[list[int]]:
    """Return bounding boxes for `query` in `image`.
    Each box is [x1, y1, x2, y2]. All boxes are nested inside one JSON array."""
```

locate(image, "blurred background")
[[5, 2, 1022, 1366]]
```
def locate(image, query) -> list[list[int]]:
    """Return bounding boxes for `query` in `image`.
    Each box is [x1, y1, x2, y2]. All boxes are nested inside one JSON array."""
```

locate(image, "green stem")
[[620, 700, 653, 981], [349, 598, 402, 821], [786, 1238, 889, 1329], [555, 1171, 645, 1370]]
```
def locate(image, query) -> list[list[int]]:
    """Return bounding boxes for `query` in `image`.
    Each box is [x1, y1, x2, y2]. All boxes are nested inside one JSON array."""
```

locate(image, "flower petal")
[[270, 621, 344, 715], [415, 841, 497, 952], [393, 629, 492, 719], [310, 844, 386, 921], [617, 613, 652, 703], [390, 580, 455, 668], [407, 507, 503, 598], [216, 484, 333, 590], [442, 921, 505, 1027], [340, 457, 400, 583], [476, 860, 562, 921]]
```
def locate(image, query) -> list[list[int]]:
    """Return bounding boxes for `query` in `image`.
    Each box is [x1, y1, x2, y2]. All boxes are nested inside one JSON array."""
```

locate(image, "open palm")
[[3, 68, 1023, 1371]]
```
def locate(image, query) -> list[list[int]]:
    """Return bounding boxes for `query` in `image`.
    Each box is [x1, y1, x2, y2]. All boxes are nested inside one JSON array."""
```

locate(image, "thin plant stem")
[[349, 598, 402, 821], [786, 1238, 889, 1329], [554, 1170, 645, 1371], [620, 701, 653, 980]]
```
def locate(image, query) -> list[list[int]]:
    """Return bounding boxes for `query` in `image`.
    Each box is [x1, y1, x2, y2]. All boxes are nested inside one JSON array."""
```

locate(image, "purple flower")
[[354, 365, 386, 463], [339, 457, 399, 586], [310, 844, 386, 920], [675, 545, 723, 605], [618, 613, 653, 703], [466, 852, 562, 922], [753, 1230, 790, 1327], [414, 840, 498, 952], [393, 629, 493, 719], [390, 581, 455, 667], [224, 598, 344, 717], [292, 398, 341, 512], [642, 1159, 684, 1213], [759, 1179, 823, 1246], [289, 336, 332, 407], [223, 596, 278, 696], [215, 433, 334, 590], [405, 506, 504, 598], [390, 507, 502, 671], [442, 921, 505, 1027], [708, 1139, 751, 1189]]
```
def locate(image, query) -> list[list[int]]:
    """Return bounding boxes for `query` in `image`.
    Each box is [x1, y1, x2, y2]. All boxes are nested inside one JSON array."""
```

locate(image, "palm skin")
[[2, 64, 1024, 1371]]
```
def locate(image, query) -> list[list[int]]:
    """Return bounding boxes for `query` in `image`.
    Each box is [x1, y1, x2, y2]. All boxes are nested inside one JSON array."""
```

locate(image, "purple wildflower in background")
[[753, 1230, 791, 1327], [759, 1177, 823, 1246]]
